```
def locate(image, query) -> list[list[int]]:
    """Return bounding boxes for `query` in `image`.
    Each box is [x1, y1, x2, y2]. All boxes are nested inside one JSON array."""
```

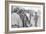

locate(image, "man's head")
[[14, 7, 19, 13]]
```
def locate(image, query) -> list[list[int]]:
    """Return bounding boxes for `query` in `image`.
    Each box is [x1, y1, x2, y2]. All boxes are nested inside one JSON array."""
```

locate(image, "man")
[[24, 12, 32, 27], [11, 8, 23, 28], [34, 12, 39, 27]]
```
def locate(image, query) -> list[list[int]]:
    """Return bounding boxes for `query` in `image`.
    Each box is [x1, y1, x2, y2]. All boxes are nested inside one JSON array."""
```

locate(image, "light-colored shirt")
[[11, 13, 23, 27]]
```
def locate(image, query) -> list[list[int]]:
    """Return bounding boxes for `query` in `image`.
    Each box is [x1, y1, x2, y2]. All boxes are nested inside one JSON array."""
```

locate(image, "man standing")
[[11, 8, 23, 28], [34, 12, 39, 27]]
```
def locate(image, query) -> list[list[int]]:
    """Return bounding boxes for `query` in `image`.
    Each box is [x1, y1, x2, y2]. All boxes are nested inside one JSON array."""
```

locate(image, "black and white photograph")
[[11, 6, 41, 28], [9, 3, 44, 31]]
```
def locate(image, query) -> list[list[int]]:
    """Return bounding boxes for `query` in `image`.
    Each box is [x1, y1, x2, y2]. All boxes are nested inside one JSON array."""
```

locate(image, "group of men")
[[11, 8, 39, 28]]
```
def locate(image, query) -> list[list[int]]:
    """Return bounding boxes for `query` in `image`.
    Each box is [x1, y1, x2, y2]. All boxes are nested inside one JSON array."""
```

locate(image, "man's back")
[[11, 13, 23, 28]]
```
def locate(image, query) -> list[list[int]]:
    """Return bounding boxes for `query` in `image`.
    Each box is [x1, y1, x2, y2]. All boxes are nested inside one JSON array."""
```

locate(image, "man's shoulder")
[[12, 13, 20, 18]]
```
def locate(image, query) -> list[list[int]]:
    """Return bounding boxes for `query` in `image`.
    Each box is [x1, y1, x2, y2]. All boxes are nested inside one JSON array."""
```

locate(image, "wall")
[[0, 0, 46, 34]]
